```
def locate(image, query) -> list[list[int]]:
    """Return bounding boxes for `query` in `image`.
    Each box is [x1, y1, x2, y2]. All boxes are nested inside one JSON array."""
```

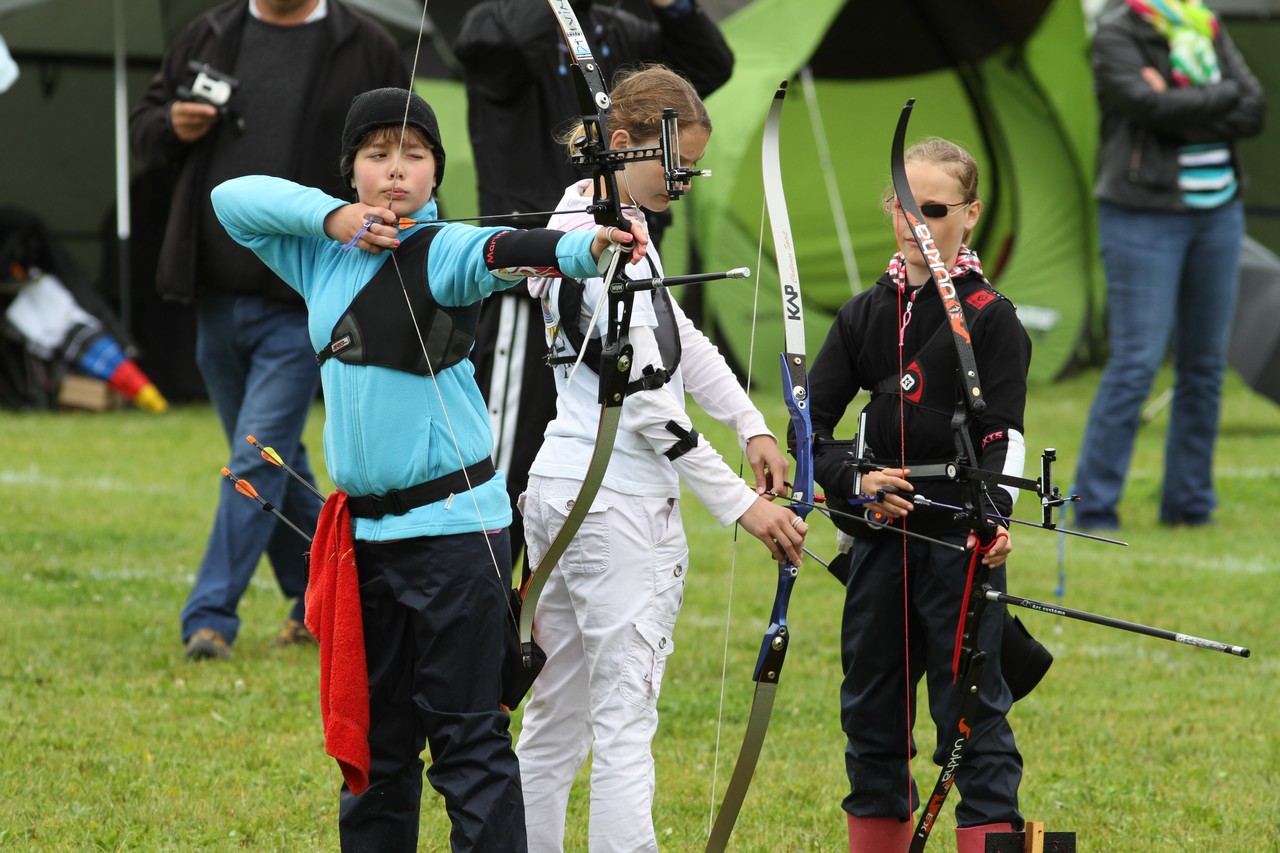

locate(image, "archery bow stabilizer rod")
[[984, 588, 1250, 658], [620, 267, 750, 293]]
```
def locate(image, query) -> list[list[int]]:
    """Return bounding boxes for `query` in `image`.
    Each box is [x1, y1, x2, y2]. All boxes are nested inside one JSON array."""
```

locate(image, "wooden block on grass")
[[58, 375, 123, 411]]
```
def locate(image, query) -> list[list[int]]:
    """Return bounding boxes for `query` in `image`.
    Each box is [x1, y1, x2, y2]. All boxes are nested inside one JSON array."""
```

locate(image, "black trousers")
[[339, 530, 526, 852], [840, 534, 1022, 829]]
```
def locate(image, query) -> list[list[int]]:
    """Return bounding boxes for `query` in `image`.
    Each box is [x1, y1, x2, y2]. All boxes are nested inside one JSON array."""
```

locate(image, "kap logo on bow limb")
[[705, 80, 813, 853]]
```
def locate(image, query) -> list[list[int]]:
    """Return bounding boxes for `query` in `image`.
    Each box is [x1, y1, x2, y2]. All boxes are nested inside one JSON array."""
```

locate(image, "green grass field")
[[1, 367, 1277, 851]]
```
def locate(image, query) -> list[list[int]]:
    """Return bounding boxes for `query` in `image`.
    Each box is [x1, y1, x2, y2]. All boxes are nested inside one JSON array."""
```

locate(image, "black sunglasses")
[[892, 200, 972, 219]]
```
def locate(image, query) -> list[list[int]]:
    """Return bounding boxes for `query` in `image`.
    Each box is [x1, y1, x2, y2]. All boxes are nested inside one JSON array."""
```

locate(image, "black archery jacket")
[[808, 270, 1032, 540]]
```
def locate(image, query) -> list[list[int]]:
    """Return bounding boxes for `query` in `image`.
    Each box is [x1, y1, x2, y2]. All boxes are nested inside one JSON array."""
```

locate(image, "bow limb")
[[890, 99, 986, 425], [890, 99, 999, 853], [706, 80, 813, 853], [517, 0, 637, 670]]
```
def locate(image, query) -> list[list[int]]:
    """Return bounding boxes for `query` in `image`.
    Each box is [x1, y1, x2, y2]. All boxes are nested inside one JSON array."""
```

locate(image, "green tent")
[[672, 0, 1102, 387]]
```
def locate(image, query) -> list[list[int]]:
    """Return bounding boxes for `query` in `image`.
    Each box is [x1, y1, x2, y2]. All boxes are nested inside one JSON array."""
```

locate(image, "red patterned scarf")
[[886, 245, 985, 292]]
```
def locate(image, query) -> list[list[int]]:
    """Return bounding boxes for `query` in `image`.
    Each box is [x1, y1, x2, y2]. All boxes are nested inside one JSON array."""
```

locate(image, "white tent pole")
[[799, 65, 861, 294], [113, 0, 131, 337]]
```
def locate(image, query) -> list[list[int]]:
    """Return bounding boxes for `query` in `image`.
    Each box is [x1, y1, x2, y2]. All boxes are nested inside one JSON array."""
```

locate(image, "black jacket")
[[809, 270, 1032, 540], [129, 0, 406, 303], [1091, 5, 1265, 211], [453, 0, 733, 223]]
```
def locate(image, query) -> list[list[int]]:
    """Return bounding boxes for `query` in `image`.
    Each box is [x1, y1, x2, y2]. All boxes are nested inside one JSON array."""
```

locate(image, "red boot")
[[847, 814, 911, 852], [955, 822, 1015, 853]]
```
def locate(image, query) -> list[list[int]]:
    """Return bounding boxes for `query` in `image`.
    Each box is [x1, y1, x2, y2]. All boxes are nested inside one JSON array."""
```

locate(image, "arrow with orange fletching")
[[220, 467, 312, 543], [245, 435, 327, 502]]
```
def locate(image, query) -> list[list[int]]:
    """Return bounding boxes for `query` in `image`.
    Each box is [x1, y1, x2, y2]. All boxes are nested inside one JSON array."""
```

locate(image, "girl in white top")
[[517, 65, 808, 852]]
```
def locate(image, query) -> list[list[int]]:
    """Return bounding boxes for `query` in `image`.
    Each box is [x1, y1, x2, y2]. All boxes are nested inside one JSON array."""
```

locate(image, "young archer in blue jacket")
[[212, 87, 647, 852]]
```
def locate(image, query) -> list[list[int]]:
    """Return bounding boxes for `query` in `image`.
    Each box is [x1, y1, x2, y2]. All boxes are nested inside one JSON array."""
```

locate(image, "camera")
[[177, 62, 244, 134], [177, 61, 238, 108]]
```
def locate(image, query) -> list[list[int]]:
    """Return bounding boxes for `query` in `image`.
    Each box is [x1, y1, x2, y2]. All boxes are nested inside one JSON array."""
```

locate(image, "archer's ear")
[[965, 199, 983, 228], [609, 128, 630, 151]]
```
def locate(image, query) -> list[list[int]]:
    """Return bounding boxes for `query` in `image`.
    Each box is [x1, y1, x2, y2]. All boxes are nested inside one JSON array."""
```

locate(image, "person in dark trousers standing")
[[452, 0, 734, 570], [808, 140, 1031, 853], [212, 86, 648, 853], [1073, 0, 1264, 531], [129, 0, 406, 659]]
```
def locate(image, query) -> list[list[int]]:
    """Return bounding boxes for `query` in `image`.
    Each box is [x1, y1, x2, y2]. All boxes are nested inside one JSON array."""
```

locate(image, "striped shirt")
[[1178, 143, 1238, 208]]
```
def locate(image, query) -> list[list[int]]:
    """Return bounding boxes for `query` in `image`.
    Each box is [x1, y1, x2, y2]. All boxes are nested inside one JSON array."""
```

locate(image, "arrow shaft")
[[984, 588, 1250, 657]]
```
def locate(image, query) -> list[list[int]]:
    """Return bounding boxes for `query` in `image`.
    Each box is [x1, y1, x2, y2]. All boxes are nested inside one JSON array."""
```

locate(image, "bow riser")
[[706, 79, 810, 853]]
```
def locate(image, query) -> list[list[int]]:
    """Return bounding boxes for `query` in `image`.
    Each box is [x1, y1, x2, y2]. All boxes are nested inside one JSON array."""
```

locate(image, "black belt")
[[347, 459, 496, 519]]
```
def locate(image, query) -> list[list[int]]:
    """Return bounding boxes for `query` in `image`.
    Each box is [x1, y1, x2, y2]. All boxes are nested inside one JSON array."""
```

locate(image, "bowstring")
[[566, 244, 623, 386], [707, 193, 767, 833], [387, 0, 508, 606], [892, 215, 913, 810]]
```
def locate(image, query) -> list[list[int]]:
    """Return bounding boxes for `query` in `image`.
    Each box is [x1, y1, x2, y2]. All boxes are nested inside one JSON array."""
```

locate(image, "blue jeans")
[[181, 289, 322, 645], [1074, 200, 1243, 527]]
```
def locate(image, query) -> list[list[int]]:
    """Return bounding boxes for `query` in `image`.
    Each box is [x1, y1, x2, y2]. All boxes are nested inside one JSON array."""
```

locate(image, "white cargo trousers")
[[516, 475, 689, 853]]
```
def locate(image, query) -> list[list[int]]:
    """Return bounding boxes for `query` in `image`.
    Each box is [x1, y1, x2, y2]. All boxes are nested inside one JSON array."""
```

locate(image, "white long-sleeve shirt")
[[528, 180, 769, 527]]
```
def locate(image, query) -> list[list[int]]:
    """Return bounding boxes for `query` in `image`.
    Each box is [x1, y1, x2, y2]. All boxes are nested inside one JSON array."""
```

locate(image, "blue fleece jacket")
[[212, 175, 599, 541]]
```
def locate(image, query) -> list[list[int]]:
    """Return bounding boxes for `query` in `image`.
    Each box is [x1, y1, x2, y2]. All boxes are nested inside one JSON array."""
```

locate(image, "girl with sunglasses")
[[807, 138, 1032, 852]]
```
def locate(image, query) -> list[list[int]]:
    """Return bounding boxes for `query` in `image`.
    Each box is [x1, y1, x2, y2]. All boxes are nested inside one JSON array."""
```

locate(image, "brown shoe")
[[185, 628, 231, 661], [273, 619, 318, 648]]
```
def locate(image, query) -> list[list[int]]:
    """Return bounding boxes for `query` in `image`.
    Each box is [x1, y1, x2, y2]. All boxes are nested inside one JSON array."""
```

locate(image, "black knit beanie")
[[340, 87, 446, 188]]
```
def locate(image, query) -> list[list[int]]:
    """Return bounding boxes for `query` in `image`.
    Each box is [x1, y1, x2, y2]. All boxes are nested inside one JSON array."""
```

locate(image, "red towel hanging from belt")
[[306, 490, 370, 795]]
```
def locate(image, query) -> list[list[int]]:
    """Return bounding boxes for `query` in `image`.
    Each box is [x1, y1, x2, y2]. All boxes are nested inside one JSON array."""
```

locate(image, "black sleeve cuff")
[[482, 228, 565, 272]]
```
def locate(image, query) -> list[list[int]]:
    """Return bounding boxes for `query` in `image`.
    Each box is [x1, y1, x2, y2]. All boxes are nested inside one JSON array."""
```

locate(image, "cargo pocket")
[[651, 500, 688, 622], [620, 620, 675, 710], [540, 487, 611, 574]]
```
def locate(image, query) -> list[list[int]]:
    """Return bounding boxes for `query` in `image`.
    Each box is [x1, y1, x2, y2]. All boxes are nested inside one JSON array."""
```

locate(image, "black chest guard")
[[547, 259, 681, 395], [871, 284, 1008, 417], [316, 226, 480, 376]]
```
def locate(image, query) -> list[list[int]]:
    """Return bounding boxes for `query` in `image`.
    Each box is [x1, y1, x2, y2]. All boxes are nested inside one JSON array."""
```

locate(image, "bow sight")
[[569, 107, 710, 205]]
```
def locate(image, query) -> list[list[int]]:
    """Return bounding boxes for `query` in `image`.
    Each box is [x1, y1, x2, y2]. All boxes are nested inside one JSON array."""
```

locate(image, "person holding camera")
[[129, 0, 406, 661]]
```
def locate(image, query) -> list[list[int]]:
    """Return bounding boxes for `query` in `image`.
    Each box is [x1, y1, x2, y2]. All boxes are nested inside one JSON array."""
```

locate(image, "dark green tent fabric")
[[681, 0, 1101, 387], [1224, 11, 1280, 258]]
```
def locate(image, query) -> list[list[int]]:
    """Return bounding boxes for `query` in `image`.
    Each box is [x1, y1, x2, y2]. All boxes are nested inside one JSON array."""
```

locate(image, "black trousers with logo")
[[839, 534, 1023, 829], [339, 530, 526, 852]]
